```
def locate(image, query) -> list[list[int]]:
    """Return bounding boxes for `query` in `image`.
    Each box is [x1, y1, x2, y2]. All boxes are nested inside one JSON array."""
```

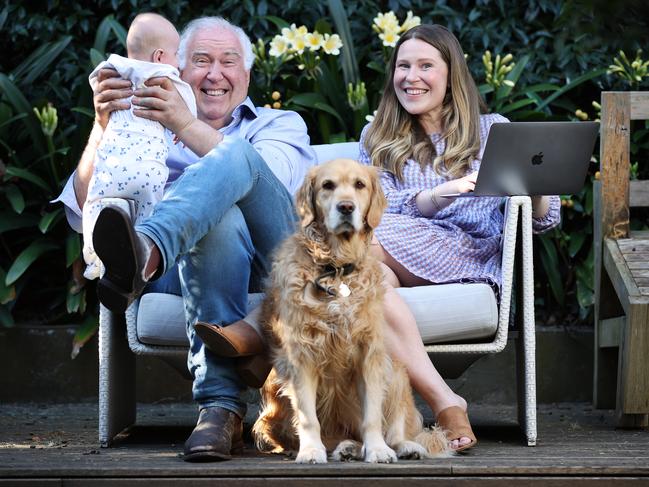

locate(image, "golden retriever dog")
[[252, 159, 451, 463]]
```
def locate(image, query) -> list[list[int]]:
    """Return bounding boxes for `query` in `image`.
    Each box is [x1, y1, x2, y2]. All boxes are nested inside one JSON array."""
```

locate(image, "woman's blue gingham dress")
[[359, 113, 561, 290]]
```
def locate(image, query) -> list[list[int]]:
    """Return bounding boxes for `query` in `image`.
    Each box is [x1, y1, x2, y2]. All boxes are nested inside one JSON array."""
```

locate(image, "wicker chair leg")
[[98, 305, 136, 447]]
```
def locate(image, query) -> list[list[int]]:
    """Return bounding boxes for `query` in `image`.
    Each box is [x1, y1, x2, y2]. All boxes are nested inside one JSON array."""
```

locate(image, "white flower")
[[322, 33, 343, 55], [379, 30, 400, 47], [399, 11, 421, 32], [269, 35, 289, 57], [365, 110, 377, 123], [373, 11, 399, 33], [291, 35, 306, 54], [305, 32, 324, 51]]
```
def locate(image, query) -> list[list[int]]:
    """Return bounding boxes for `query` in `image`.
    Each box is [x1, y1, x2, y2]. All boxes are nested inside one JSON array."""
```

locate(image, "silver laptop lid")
[[471, 121, 599, 196]]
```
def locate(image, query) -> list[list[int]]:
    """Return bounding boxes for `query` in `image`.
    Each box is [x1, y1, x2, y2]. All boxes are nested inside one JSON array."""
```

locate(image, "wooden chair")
[[594, 91, 649, 427]]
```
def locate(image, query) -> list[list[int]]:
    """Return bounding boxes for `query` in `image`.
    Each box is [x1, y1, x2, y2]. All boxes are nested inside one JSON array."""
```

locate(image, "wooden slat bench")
[[593, 91, 649, 428]]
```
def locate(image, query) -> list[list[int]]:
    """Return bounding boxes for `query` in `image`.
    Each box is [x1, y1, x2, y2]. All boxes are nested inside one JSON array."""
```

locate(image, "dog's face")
[[297, 159, 386, 236]]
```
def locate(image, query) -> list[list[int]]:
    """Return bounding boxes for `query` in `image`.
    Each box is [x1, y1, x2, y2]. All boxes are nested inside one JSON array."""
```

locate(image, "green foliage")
[[1, 0, 649, 329]]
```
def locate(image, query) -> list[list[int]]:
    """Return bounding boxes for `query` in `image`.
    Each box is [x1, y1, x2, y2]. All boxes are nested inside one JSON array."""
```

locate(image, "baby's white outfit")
[[82, 54, 197, 280]]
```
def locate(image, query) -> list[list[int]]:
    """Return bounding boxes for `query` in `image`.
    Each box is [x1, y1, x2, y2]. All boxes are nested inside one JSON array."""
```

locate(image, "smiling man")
[[56, 16, 315, 461]]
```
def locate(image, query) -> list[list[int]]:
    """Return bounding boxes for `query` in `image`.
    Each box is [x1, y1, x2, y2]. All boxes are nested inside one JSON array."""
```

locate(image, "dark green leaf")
[[536, 68, 607, 111], [537, 235, 564, 306], [10, 37, 72, 85], [327, 0, 359, 86], [5, 240, 58, 285], [38, 209, 63, 234], [5, 166, 51, 193], [5, 184, 25, 214], [71, 107, 95, 119], [71, 312, 98, 359], [70, 315, 99, 360], [0, 267, 16, 305], [66, 232, 81, 268], [0, 211, 39, 233], [568, 231, 586, 258], [259, 15, 290, 31], [0, 305, 14, 328], [90, 48, 106, 68], [0, 74, 47, 155]]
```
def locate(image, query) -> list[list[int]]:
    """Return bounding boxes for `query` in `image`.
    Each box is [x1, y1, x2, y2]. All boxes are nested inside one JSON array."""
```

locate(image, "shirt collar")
[[224, 97, 258, 129]]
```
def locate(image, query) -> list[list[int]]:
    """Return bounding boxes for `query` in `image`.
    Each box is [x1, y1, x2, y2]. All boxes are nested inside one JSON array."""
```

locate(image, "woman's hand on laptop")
[[416, 171, 478, 216]]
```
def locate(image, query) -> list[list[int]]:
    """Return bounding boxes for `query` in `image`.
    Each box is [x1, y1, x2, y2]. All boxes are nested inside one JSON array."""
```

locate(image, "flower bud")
[[33, 103, 58, 138]]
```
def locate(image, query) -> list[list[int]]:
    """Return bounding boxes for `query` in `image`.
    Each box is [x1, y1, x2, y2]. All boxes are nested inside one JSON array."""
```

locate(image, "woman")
[[359, 24, 560, 451]]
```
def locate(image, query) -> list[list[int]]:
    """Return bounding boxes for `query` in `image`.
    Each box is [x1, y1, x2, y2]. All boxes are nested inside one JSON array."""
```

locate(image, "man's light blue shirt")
[[55, 97, 316, 232]]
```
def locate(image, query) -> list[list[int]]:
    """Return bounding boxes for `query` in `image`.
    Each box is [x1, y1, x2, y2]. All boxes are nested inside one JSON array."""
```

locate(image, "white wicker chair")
[[97, 143, 538, 447]]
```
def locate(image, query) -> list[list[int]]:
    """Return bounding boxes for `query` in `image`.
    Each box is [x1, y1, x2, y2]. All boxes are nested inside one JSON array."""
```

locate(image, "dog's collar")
[[314, 263, 355, 297]]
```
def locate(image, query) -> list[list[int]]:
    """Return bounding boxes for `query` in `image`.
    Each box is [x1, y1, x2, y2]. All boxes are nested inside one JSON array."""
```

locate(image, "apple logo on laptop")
[[531, 151, 544, 165]]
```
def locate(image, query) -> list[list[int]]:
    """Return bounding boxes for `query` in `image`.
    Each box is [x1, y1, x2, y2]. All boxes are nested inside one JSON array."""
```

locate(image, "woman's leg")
[[370, 239, 472, 450]]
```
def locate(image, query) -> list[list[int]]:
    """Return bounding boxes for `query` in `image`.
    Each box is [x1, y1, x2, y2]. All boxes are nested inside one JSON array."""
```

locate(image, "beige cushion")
[[136, 283, 497, 347]]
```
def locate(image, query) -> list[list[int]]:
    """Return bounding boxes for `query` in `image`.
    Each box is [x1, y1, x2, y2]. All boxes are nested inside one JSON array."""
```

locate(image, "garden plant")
[[1, 0, 648, 353]]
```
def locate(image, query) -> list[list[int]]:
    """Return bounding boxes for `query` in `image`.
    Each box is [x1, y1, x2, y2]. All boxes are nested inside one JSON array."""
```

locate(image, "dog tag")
[[339, 283, 351, 297]]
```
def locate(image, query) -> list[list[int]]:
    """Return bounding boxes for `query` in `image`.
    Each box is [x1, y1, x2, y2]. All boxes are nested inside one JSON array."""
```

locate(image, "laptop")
[[440, 121, 599, 197]]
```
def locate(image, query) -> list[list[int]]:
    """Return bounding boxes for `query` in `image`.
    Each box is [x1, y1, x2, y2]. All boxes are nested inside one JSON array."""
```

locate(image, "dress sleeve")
[[359, 123, 423, 217], [532, 195, 561, 234], [379, 170, 423, 217]]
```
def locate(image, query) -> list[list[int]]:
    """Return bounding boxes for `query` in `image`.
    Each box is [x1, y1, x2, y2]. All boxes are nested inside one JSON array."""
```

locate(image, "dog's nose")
[[336, 201, 355, 215]]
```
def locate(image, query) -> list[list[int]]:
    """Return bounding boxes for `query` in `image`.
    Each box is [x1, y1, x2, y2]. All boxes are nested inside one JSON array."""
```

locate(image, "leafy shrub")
[[1, 0, 648, 331]]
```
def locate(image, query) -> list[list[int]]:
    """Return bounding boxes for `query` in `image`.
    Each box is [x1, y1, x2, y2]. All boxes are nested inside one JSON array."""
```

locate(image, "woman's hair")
[[178, 16, 254, 71], [364, 24, 486, 180]]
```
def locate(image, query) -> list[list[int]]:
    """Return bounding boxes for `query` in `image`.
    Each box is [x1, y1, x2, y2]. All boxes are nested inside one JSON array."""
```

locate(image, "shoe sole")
[[93, 206, 138, 313], [183, 441, 244, 462]]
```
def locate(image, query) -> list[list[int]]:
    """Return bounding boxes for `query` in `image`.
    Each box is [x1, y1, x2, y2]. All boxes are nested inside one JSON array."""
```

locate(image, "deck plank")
[[1, 402, 648, 483]]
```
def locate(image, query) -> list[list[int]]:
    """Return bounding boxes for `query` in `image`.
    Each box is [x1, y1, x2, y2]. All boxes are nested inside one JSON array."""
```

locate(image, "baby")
[[82, 13, 197, 280]]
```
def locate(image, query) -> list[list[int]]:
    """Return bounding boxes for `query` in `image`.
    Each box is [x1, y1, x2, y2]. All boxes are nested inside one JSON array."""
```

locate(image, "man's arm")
[[73, 123, 104, 208], [131, 77, 223, 157], [246, 109, 316, 194]]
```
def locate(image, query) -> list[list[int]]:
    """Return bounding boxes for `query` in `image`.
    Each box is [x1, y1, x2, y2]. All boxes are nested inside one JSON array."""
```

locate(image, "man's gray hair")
[[178, 17, 254, 71]]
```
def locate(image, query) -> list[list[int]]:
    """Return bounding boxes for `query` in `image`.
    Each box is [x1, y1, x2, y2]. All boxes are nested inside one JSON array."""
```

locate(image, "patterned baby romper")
[[82, 54, 197, 280]]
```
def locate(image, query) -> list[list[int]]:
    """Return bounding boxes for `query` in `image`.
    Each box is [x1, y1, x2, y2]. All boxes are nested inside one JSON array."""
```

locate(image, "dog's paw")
[[295, 446, 328, 464], [363, 443, 398, 464], [395, 440, 429, 460], [332, 440, 363, 462]]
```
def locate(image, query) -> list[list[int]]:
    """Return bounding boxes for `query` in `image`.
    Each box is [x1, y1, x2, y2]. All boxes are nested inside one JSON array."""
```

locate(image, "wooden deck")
[[1, 402, 648, 485]]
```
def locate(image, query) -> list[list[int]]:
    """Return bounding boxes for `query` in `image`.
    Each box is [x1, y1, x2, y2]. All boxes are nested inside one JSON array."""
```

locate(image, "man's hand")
[[131, 76, 194, 137], [93, 68, 132, 129]]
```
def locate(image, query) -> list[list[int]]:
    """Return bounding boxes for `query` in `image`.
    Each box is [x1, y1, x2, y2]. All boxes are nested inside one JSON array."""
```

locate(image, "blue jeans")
[[137, 138, 297, 418]]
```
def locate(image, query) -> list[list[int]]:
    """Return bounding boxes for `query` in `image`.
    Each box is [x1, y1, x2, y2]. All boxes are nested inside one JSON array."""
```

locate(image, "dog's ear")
[[296, 166, 318, 228], [365, 166, 387, 230]]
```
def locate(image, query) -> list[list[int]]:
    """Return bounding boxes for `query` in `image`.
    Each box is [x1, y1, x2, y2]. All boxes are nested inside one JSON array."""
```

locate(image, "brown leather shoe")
[[236, 353, 272, 388], [183, 406, 244, 462], [195, 319, 265, 357]]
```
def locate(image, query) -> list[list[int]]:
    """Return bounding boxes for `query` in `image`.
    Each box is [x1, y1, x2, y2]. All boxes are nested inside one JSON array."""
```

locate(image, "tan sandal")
[[436, 406, 477, 452]]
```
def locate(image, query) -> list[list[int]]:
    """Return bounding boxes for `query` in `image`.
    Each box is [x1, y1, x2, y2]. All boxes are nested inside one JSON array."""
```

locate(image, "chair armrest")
[[425, 196, 533, 354]]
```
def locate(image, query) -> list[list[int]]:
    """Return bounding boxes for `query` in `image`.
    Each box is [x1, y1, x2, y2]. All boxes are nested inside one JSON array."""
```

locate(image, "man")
[[56, 16, 315, 461]]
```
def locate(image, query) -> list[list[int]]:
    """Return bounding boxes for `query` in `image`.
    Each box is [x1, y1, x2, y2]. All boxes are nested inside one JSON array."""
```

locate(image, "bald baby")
[[126, 13, 180, 68]]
